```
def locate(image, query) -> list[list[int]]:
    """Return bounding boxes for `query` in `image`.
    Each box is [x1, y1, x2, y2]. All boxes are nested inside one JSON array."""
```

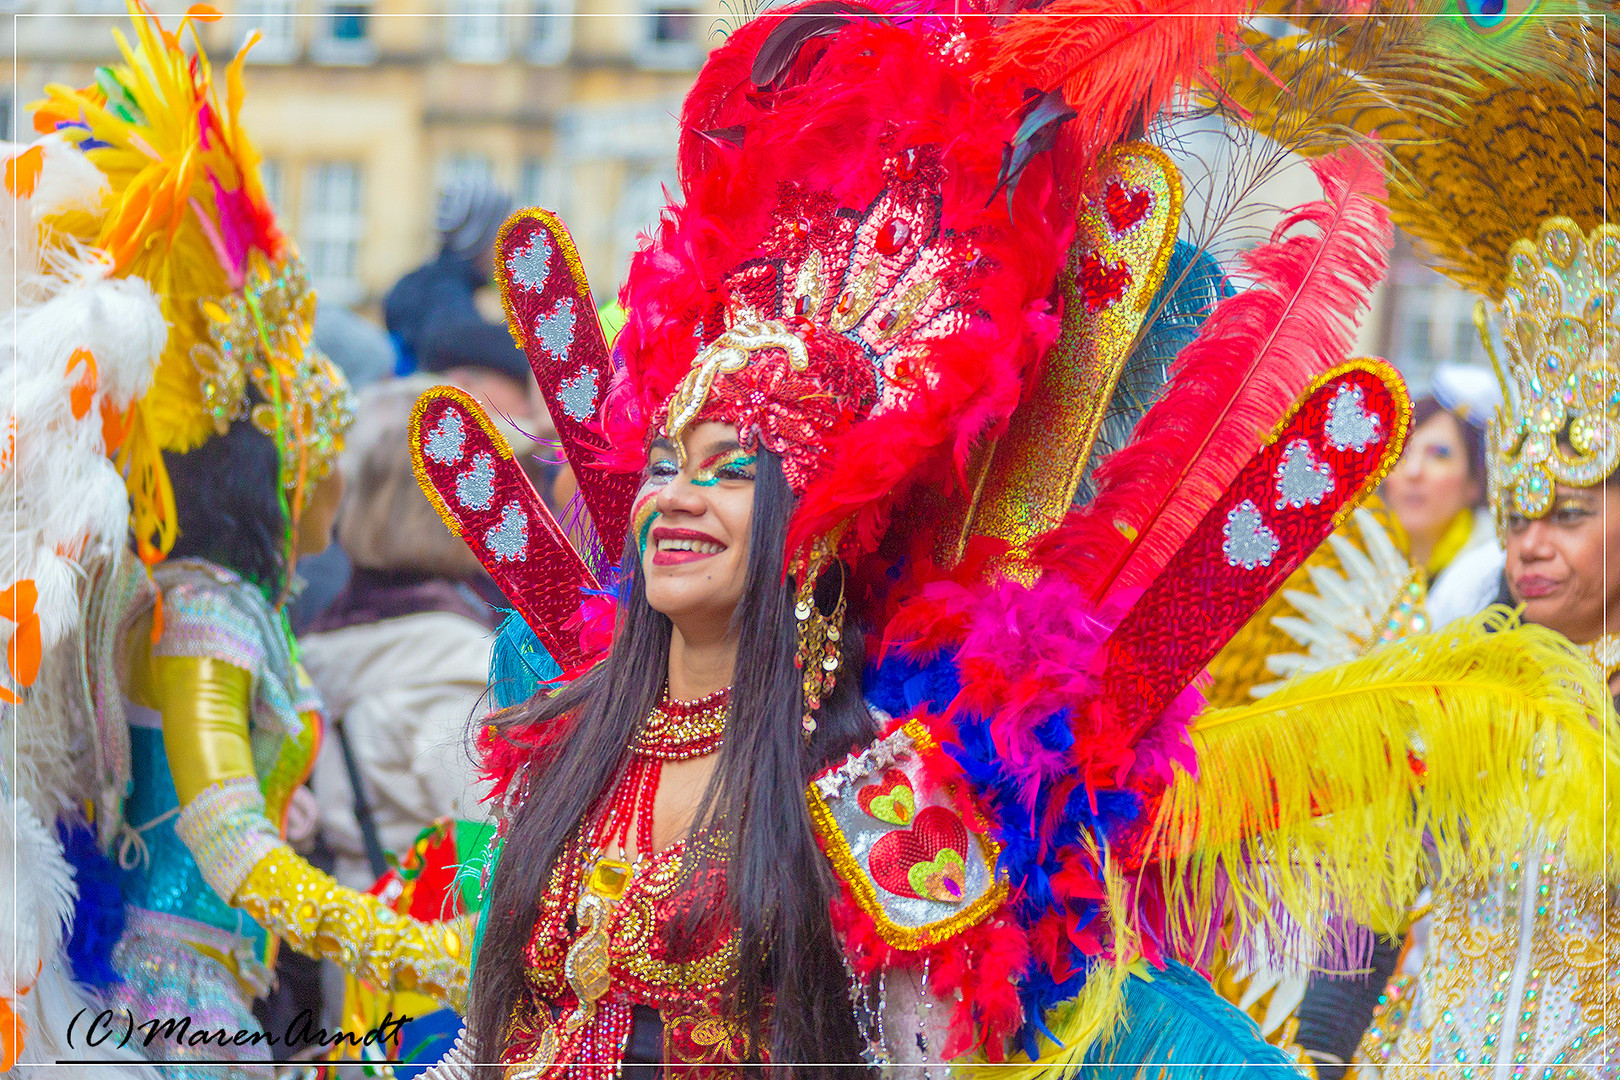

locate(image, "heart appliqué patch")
[[455, 451, 496, 511], [558, 365, 598, 422], [907, 849, 966, 904], [424, 409, 465, 465], [868, 805, 970, 904], [505, 234, 552, 291], [1324, 381, 1382, 452], [1223, 499, 1281, 570], [485, 502, 530, 562], [1103, 181, 1152, 235], [856, 770, 915, 826], [534, 297, 576, 360], [1078, 251, 1134, 313], [1273, 439, 1335, 510]]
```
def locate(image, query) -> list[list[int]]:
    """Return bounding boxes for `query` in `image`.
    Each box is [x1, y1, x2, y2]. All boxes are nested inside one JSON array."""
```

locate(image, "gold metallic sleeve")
[[145, 655, 258, 807], [234, 846, 472, 1012], [137, 644, 471, 1010]]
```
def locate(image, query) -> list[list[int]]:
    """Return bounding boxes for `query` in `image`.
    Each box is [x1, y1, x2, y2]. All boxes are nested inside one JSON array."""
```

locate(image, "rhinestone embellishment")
[[1223, 499, 1281, 570]]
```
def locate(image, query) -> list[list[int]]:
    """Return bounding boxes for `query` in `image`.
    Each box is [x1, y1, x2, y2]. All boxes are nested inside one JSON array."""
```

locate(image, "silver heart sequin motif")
[[506, 234, 552, 290], [558, 365, 597, 422], [455, 451, 496, 511], [424, 409, 465, 465], [1273, 439, 1336, 510], [485, 501, 530, 562], [1324, 381, 1380, 452], [535, 297, 576, 360], [1223, 499, 1281, 570]]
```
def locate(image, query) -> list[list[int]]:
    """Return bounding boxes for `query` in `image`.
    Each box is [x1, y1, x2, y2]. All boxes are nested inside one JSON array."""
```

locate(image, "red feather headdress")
[[611, 7, 1122, 568]]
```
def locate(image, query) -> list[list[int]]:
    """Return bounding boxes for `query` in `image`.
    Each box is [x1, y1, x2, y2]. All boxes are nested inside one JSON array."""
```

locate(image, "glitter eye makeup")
[[691, 448, 757, 487]]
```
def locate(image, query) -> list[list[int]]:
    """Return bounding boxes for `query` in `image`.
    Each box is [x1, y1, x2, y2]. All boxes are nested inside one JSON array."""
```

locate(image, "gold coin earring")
[[794, 537, 846, 740]]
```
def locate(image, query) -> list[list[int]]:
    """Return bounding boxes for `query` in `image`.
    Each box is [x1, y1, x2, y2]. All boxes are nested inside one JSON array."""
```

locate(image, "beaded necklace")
[[557, 686, 732, 1046]]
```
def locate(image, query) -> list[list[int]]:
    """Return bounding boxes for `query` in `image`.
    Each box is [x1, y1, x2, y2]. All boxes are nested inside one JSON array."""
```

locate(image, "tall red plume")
[[1033, 144, 1391, 603], [977, 0, 1242, 179]]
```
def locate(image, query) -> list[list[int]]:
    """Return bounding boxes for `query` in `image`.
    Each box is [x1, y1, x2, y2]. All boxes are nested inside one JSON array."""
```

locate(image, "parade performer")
[[4, 7, 470, 1073], [384, 4, 1612, 1076], [1218, 10, 1619, 1074]]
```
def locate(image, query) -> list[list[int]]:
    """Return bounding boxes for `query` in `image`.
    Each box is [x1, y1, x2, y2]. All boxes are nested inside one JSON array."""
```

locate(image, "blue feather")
[[1074, 962, 1300, 1079], [1074, 241, 1235, 505], [56, 821, 124, 988], [487, 610, 563, 711]]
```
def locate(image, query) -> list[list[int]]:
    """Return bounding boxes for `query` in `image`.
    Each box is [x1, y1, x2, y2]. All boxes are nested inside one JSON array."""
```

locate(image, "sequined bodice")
[[1371, 835, 1618, 1080], [117, 560, 322, 957], [506, 830, 746, 1075]]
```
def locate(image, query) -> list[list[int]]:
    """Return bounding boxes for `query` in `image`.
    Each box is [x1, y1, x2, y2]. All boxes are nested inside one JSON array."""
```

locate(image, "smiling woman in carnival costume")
[[380, 4, 1620, 1077], [2, 7, 471, 1075]]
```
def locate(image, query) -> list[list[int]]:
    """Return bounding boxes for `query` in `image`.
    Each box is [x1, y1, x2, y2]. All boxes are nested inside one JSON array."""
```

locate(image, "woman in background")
[[1382, 364, 1501, 624], [304, 375, 498, 894]]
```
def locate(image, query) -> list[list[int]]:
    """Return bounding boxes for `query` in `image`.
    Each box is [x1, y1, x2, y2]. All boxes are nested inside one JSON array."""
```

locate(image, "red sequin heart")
[[1078, 251, 1133, 312], [1103, 182, 1152, 234], [868, 805, 970, 901], [857, 769, 914, 825]]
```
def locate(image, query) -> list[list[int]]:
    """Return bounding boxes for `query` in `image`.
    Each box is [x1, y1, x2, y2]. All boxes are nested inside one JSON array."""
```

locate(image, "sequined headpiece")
[[33, 2, 354, 564], [609, 37, 1082, 566], [1486, 219, 1620, 525], [652, 321, 878, 493]]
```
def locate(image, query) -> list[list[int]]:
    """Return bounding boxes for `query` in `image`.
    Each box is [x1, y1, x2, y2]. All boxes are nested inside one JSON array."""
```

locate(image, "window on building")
[[520, 0, 572, 64], [448, 0, 509, 62], [635, 0, 702, 69], [437, 154, 497, 198], [519, 157, 562, 213], [311, 0, 375, 63], [237, 0, 300, 62], [258, 160, 285, 213], [613, 165, 676, 272], [302, 162, 364, 306], [0, 92, 12, 144]]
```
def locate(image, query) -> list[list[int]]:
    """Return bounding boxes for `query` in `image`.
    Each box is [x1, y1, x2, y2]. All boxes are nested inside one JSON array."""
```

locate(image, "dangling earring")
[[794, 536, 846, 740]]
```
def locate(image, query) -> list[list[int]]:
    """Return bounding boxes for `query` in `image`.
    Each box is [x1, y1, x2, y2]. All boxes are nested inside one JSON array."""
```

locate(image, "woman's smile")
[[650, 526, 729, 565]]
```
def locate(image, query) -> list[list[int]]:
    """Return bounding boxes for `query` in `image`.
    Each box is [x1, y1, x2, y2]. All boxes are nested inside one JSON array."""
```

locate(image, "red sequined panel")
[[1102, 360, 1410, 731], [496, 209, 638, 557], [409, 386, 601, 670]]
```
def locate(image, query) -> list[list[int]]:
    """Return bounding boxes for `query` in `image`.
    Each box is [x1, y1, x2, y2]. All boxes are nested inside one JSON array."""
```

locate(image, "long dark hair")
[[162, 419, 289, 596], [469, 450, 875, 1077]]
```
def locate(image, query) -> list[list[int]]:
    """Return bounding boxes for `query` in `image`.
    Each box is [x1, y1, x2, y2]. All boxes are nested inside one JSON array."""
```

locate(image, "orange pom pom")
[[1, 580, 42, 689], [68, 348, 98, 420], [4, 146, 43, 199]]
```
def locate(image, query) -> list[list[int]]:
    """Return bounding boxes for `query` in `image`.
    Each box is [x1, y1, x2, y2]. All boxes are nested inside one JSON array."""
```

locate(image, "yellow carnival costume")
[[1220, 9, 1620, 1075], [2, 7, 467, 1075]]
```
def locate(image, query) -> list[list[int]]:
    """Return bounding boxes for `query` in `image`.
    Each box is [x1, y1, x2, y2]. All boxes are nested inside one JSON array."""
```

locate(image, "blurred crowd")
[[258, 177, 574, 1041]]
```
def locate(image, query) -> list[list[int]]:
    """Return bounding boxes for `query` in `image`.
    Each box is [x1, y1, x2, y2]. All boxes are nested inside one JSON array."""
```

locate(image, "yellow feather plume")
[[1151, 607, 1616, 961], [32, 1, 290, 559]]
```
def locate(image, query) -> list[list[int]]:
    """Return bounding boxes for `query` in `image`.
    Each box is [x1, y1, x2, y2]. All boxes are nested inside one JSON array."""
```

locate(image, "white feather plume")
[[0, 136, 165, 688]]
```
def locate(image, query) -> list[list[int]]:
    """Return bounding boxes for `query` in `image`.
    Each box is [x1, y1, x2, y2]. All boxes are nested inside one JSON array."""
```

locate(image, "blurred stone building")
[[4, 0, 726, 309], [3, 5, 1479, 390]]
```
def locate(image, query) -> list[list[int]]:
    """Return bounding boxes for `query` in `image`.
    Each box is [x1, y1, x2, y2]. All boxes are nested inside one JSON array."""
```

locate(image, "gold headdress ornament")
[[1219, 7, 1617, 531], [32, 1, 354, 568]]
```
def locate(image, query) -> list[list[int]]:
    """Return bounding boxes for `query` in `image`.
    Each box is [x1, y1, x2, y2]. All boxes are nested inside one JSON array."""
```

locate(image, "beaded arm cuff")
[[174, 777, 283, 899], [234, 846, 472, 1012]]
